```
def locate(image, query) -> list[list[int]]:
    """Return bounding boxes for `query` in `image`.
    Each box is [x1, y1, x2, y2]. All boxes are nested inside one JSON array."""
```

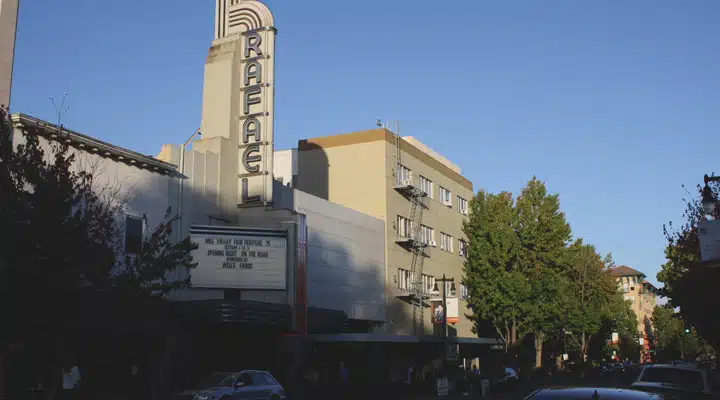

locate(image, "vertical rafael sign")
[[200, 0, 276, 212]]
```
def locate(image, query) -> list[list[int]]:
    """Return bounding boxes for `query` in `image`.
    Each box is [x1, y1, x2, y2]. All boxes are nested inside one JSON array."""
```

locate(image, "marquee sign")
[[190, 225, 288, 290]]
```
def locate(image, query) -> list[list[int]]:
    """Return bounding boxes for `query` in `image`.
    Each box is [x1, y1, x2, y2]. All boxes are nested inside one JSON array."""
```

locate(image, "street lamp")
[[702, 174, 720, 217]]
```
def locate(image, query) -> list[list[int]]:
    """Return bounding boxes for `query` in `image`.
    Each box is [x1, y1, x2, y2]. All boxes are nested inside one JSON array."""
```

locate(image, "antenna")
[[49, 93, 70, 127]]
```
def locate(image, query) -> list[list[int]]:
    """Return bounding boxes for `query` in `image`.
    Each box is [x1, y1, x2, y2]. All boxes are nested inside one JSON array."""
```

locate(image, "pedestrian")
[[59, 357, 81, 400], [338, 361, 350, 399]]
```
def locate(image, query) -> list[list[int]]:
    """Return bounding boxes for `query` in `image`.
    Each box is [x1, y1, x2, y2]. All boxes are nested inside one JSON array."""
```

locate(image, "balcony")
[[394, 172, 427, 198], [395, 233, 429, 250]]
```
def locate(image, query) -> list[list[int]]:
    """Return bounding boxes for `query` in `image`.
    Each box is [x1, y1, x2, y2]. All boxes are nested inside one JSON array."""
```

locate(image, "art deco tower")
[[0, 0, 19, 108]]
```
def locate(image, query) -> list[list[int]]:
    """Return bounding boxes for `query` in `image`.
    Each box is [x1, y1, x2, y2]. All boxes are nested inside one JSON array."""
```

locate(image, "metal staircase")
[[380, 119, 430, 336]]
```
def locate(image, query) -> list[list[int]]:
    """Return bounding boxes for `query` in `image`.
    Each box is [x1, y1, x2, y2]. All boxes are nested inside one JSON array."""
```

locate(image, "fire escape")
[[384, 120, 430, 336]]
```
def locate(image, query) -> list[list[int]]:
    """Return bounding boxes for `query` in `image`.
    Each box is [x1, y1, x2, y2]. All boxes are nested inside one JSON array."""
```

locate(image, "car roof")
[[642, 363, 701, 371], [530, 387, 662, 399]]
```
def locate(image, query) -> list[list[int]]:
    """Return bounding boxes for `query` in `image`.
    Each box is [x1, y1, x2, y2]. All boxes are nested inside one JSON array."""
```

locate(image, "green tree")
[[515, 177, 573, 368], [463, 190, 528, 352], [114, 207, 198, 296], [0, 107, 197, 395], [464, 177, 574, 368], [652, 305, 682, 360], [524, 268, 569, 368], [658, 179, 720, 356], [589, 294, 639, 361], [651, 305, 710, 362], [563, 240, 618, 363]]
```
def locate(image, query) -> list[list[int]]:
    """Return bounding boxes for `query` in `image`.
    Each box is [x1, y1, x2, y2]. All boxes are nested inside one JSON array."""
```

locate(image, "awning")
[[169, 299, 293, 331], [307, 333, 502, 344]]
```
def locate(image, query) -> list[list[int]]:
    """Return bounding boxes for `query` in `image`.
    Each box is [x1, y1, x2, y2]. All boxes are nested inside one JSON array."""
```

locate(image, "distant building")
[[295, 129, 475, 339], [611, 265, 659, 361], [0, 0, 19, 107]]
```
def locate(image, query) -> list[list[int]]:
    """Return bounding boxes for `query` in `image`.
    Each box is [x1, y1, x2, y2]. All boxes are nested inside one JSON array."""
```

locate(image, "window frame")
[[124, 214, 144, 255]]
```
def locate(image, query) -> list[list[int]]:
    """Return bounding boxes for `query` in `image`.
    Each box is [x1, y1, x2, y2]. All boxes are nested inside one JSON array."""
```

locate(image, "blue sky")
[[10, 0, 720, 288]]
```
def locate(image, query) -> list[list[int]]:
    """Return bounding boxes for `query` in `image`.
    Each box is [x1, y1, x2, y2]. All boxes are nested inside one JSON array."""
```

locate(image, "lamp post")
[[432, 274, 456, 389], [432, 274, 456, 339], [702, 174, 720, 217]]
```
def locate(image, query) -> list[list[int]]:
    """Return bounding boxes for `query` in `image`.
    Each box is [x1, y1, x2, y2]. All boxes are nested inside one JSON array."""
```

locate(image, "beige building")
[[611, 265, 658, 359], [295, 128, 474, 338], [0, 0, 19, 107]]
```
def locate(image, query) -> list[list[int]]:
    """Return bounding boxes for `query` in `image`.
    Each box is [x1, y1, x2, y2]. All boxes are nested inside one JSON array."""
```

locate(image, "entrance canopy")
[[307, 333, 502, 345]]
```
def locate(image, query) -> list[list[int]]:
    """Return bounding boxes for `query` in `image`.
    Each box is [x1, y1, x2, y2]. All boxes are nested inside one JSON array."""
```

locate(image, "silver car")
[[178, 371, 286, 400], [630, 363, 712, 397]]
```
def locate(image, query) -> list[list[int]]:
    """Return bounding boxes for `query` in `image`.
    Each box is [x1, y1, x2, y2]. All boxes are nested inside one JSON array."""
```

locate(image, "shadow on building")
[[296, 141, 329, 200]]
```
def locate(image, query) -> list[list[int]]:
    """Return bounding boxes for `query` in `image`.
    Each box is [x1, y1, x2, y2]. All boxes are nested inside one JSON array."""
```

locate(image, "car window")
[[640, 368, 705, 392], [262, 372, 279, 385], [239, 372, 254, 386], [251, 372, 270, 385]]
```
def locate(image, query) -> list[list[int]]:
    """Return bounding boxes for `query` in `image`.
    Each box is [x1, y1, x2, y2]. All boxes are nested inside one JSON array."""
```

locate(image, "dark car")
[[524, 387, 664, 399], [173, 371, 286, 400]]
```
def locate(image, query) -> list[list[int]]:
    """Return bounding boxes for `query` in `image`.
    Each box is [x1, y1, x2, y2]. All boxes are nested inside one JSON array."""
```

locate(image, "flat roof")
[[298, 129, 473, 192]]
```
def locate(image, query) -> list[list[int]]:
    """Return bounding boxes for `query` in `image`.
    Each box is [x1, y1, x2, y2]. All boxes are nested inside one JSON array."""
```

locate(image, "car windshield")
[[201, 373, 238, 387], [640, 367, 704, 392]]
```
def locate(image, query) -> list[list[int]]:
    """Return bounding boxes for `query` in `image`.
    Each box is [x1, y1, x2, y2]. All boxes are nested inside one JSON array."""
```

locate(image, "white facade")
[[295, 190, 385, 322], [273, 148, 297, 188], [10, 114, 178, 260]]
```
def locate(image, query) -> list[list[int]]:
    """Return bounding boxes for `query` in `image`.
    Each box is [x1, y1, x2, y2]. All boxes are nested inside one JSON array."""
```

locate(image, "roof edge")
[[11, 113, 178, 175]]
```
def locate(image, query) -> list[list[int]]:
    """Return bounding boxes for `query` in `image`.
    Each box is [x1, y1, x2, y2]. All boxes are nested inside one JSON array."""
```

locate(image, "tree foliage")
[[463, 190, 526, 350], [651, 305, 712, 362], [0, 106, 197, 340], [562, 240, 618, 361], [658, 179, 720, 352], [464, 177, 573, 367]]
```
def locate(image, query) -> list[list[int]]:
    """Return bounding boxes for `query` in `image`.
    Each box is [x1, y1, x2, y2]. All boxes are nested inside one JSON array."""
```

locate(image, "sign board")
[[436, 377, 449, 397], [431, 297, 459, 324], [189, 225, 287, 290], [699, 220, 720, 262], [212, 0, 277, 207]]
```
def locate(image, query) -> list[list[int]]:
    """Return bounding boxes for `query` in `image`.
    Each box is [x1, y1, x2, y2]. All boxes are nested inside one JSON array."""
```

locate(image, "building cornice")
[[11, 113, 178, 176]]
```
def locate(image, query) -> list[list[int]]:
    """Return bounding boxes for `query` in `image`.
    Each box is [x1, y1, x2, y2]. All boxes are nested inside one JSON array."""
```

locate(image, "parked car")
[[524, 387, 663, 399], [630, 363, 712, 397], [173, 371, 286, 400]]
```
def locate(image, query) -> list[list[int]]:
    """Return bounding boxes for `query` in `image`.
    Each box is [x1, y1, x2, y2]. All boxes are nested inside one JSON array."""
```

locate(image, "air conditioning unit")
[[429, 240, 437, 247], [442, 198, 452, 207]]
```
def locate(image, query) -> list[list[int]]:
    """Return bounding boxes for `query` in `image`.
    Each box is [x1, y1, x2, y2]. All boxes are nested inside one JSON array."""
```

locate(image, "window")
[[460, 284, 469, 300], [458, 239, 467, 257], [396, 164, 411, 186], [421, 274, 435, 294], [440, 186, 452, 206], [420, 225, 435, 246], [125, 215, 143, 254], [457, 196, 468, 215], [397, 215, 414, 239], [398, 268, 412, 291], [440, 232, 453, 253], [419, 175, 433, 198]]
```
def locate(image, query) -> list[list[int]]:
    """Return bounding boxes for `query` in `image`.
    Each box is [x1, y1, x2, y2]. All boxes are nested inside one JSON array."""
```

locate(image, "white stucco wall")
[[273, 149, 297, 187], [295, 189, 386, 322], [11, 124, 176, 260]]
